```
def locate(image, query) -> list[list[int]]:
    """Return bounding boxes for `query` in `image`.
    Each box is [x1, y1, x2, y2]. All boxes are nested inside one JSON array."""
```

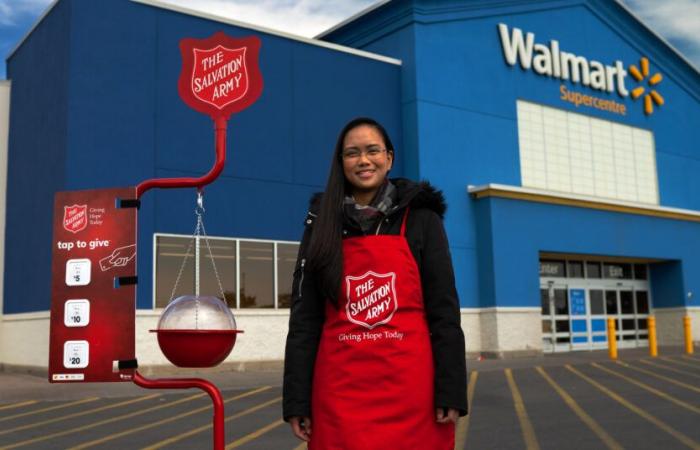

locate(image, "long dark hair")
[[306, 117, 395, 305]]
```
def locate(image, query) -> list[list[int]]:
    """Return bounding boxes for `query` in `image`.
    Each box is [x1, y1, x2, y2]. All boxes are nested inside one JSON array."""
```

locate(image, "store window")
[[586, 261, 602, 278], [154, 234, 299, 309], [540, 258, 649, 283], [568, 261, 584, 278], [197, 238, 236, 307], [603, 263, 633, 279], [634, 264, 648, 280], [540, 260, 566, 277], [517, 100, 658, 204], [240, 241, 274, 308], [155, 236, 194, 307], [277, 243, 298, 308]]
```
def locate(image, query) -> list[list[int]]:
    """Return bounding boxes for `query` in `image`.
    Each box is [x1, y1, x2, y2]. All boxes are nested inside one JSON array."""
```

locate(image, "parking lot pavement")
[[0, 347, 697, 449]]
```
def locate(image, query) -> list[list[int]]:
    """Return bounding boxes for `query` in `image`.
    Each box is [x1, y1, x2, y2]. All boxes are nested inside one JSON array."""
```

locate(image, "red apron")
[[310, 209, 454, 450]]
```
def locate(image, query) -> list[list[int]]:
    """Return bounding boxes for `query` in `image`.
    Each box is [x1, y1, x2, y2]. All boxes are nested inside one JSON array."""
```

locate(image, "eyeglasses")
[[341, 146, 388, 161]]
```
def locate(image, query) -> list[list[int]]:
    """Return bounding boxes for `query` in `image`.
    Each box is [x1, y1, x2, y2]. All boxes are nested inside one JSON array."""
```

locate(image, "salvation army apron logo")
[[63, 204, 88, 234], [345, 271, 398, 329], [191, 45, 249, 110]]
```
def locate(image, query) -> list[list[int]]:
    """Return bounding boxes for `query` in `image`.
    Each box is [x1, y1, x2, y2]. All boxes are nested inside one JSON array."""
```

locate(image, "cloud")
[[158, 0, 377, 38], [158, 0, 700, 68], [0, 0, 53, 26], [622, 0, 700, 68]]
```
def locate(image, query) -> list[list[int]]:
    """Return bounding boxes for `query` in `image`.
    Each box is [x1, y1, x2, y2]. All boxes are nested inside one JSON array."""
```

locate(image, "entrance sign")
[[49, 187, 137, 383], [178, 32, 263, 120], [570, 289, 586, 316]]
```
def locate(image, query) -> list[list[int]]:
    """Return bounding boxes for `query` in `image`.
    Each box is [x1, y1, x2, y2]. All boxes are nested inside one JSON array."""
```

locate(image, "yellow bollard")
[[648, 316, 657, 357], [607, 318, 618, 360], [684, 315, 694, 355]]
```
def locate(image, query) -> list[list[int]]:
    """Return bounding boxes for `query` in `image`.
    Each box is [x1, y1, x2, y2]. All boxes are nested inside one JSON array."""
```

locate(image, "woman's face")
[[341, 125, 393, 199]]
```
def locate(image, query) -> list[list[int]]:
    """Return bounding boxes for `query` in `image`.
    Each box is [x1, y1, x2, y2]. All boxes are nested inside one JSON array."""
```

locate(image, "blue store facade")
[[1, 0, 699, 368]]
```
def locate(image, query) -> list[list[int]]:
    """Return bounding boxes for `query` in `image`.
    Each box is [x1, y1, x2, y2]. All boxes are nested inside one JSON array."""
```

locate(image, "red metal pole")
[[136, 116, 228, 199], [133, 370, 225, 450]]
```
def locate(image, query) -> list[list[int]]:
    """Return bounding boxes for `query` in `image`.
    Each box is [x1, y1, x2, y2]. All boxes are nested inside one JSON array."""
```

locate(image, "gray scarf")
[[344, 180, 397, 233]]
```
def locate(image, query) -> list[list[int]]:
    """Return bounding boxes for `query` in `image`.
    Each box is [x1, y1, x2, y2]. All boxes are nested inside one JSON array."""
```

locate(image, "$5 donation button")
[[65, 259, 91, 286]]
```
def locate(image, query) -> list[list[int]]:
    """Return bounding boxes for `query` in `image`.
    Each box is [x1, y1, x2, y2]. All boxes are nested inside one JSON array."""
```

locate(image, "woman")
[[283, 117, 467, 450]]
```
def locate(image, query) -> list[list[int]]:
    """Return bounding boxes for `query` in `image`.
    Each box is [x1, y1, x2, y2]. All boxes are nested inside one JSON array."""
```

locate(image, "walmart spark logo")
[[629, 57, 664, 115]]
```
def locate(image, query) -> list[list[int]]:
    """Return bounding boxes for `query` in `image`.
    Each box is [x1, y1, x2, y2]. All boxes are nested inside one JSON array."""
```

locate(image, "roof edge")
[[612, 0, 699, 76], [314, 0, 699, 81], [468, 183, 700, 220], [315, 0, 392, 39], [5, 0, 61, 62], [131, 0, 401, 66]]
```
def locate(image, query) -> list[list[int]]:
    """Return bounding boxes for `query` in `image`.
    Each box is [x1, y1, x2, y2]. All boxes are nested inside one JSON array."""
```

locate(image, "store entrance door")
[[604, 285, 650, 349], [540, 282, 598, 352], [539, 258, 651, 353], [540, 282, 572, 353]]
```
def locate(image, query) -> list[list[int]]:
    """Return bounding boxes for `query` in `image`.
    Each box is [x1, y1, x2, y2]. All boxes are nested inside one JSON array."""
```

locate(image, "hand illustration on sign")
[[99, 244, 136, 271]]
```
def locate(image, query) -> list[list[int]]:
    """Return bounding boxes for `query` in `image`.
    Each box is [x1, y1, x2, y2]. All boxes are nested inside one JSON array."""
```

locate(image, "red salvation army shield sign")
[[178, 32, 263, 120], [345, 271, 398, 329], [63, 204, 88, 234]]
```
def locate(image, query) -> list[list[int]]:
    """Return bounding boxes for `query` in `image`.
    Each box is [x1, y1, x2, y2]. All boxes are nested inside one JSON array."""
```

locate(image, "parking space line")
[[226, 419, 285, 449], [292, 443, 307, 450], [660, 356, 700, 370], [505, 369, 541, 450], [1, 393, 188, 450], [617, 361, 700, 393], [566, 364, 700, 449], [592, 363, 700, 415], [0, 393, 160, 439], [71, 386, 270, 450], [62, 393, 208, 450], [680, 355, 700, 368], [536, 366, 623, 450], [141, 395, 281, 450], [0, 401, 37, 412], [455, 370, 478, 450], [0, 397, 99, 423], [640, 359, 700, 379]]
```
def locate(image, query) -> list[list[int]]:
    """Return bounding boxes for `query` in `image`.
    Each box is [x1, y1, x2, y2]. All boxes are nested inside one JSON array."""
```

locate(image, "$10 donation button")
[[64, 299, 90, 327]]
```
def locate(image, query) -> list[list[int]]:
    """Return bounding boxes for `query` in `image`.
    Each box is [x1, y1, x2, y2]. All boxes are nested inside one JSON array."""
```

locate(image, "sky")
[[1, 0, 699, 79]]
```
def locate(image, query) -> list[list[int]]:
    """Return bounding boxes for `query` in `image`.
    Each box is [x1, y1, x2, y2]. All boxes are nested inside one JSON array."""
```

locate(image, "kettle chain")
[[168, 194, 228, 328]]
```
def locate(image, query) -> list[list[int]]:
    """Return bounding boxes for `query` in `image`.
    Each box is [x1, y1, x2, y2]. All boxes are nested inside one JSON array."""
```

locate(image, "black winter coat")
[[283, 178, 468, 421]]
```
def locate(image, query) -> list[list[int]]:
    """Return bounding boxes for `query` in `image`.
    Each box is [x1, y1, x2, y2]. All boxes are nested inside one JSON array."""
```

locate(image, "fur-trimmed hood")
[[392, 178, 447, 219], [308, 178, 447, 219]]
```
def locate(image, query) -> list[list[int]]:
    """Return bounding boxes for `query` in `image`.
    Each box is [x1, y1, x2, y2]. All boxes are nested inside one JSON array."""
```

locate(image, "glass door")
[[541, 282, 571, 352], [540, 287, 554, 353], [604, 288, 622, 348], [635, 290, 650, 344], [569, 287, 589, 350], [589, 289, 608, 349], [618, 288, 637, 349]]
